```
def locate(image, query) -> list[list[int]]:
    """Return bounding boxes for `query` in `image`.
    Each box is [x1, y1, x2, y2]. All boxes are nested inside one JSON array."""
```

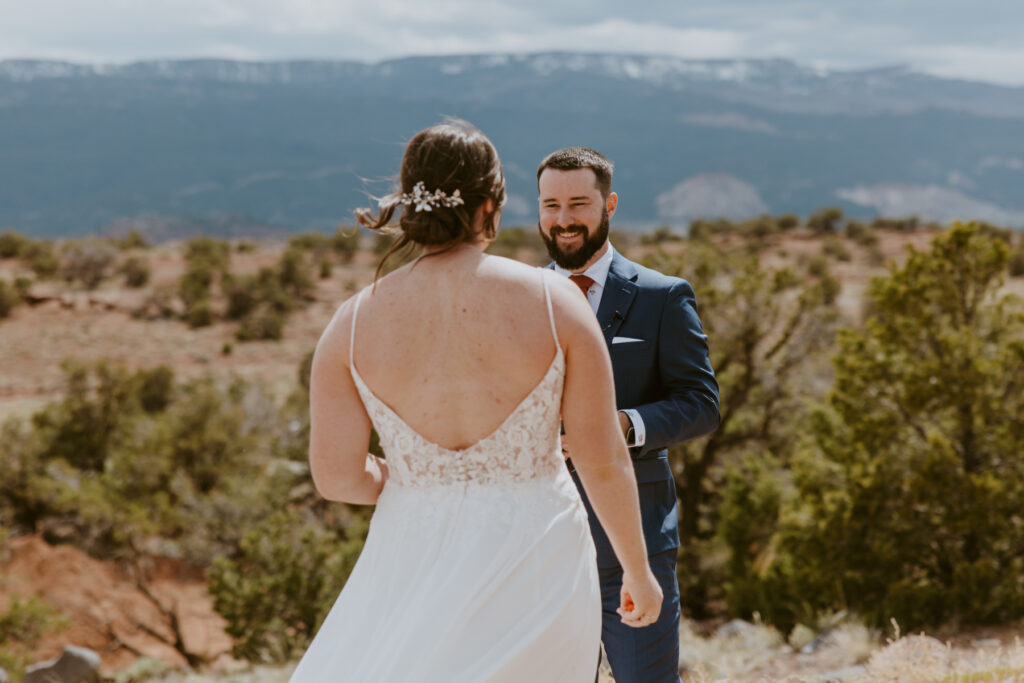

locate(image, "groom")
[[538, 148, 720, 682]]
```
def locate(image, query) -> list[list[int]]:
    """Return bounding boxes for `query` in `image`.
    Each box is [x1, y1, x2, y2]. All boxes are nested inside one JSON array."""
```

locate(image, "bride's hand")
[[617, 568, 663, 629]]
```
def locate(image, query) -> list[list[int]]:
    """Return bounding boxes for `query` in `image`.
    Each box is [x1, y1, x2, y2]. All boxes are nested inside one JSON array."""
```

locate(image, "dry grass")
[[90, 619, 1024, 682], [147, 662, 296, 682], [673, 618, 1024, 683]]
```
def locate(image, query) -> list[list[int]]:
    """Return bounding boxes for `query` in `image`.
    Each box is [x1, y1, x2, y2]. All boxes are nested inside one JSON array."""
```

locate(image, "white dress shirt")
[[552, 244, 646, 448]]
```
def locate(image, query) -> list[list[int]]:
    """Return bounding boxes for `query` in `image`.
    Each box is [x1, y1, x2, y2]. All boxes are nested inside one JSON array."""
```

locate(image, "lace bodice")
[[349, 273, 567, 488]]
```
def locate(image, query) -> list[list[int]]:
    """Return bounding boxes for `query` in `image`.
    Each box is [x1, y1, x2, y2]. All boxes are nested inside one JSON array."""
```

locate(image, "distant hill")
[[2, 53, 1024, 237]]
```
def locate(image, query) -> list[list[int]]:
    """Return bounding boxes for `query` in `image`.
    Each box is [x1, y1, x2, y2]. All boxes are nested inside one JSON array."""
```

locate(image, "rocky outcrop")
[[24, 645, 101, 683]]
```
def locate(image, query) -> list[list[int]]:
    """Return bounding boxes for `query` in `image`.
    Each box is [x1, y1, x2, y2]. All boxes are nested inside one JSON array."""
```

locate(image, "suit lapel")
[[545, 249, 639, 346], [596, 251, 639, 346]]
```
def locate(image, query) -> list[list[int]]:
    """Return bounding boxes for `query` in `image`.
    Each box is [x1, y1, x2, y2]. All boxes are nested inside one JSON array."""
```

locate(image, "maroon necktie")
[[569, 274, 595, 297]]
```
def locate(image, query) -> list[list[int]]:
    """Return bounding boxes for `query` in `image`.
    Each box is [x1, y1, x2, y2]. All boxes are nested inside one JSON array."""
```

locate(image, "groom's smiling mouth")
[[552, 226, 587, 247]]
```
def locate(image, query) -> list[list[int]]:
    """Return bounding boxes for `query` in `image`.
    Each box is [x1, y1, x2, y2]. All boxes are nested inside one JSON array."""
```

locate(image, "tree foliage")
[[0, 594, 70, 677], [208, 511, 367, 663], [727, 222, 1024, 630], [640, 233, 838, 615]]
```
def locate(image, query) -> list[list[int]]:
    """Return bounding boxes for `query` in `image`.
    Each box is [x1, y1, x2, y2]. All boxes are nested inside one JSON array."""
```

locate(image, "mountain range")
[[2, 53, 1023, 237]]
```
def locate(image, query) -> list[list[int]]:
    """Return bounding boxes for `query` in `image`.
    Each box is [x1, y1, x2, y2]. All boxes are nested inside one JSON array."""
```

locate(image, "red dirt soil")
[[0, 535, 234, 674]]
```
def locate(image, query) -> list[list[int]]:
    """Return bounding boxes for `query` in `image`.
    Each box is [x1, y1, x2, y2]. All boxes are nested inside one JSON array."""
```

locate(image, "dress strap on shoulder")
[[350, 287, 367, 367], [540, 270, 562, 352]]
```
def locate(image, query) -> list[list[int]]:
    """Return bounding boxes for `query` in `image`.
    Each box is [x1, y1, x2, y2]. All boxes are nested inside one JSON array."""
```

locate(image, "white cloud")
[[0, 0, 1022, 86], [894, 43, 1024, 87], [370, 20, 743, 60]]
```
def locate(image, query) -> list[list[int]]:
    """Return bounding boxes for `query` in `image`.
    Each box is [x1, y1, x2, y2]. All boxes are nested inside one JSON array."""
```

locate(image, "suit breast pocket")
[[610, 338, 651, 353]]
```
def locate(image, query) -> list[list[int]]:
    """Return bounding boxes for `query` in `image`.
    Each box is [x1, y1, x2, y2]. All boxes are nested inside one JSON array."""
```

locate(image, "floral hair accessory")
[[391, 181, 464, 213]]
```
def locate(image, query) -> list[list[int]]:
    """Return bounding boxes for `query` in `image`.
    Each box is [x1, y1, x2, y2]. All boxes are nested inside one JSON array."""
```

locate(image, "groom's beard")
[[539, 208, 610, 271]]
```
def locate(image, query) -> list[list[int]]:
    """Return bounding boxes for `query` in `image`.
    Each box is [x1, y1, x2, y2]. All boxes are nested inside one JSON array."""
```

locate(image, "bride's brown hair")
[[356, 119, 506, 279]]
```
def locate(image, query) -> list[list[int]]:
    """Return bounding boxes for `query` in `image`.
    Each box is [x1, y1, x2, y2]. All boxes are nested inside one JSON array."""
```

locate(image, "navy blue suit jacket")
[[556, 249, 720, 568]]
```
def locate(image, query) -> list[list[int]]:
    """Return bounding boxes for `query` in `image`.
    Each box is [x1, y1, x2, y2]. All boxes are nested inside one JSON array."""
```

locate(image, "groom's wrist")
[[618, 411, 635, 447], [619, 409, 645, 448]]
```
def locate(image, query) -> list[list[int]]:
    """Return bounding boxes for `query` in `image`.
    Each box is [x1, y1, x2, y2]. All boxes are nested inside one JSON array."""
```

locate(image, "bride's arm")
[[550, 276, 662, 628], [308, 299, 388, 505]]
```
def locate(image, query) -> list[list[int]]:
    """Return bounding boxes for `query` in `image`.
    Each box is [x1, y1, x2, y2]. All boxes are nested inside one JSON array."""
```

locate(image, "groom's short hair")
[[536, 147, 614, 198]]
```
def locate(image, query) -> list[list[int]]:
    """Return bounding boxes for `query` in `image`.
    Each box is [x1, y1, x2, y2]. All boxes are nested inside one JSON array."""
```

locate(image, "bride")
[[289, 120, 662, 682]]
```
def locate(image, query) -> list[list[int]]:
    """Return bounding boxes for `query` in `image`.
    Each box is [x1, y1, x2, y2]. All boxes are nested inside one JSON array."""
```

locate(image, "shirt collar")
[[553, 243, 616, 289]]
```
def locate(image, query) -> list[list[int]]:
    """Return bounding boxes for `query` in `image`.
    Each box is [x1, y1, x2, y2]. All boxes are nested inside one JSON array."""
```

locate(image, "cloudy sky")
[[3, 0, 1023, 85]]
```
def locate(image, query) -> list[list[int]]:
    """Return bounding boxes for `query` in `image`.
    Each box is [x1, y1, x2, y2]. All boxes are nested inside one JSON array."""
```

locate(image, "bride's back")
[[352, 250, 557, 452]]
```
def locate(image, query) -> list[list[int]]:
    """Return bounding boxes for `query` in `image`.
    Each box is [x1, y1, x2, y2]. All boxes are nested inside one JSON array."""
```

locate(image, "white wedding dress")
[[290, 276, 601, 682]]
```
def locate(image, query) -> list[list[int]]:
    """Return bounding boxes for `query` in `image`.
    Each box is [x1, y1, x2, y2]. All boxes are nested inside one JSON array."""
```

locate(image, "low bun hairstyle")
[[355, 119, 506, 279]]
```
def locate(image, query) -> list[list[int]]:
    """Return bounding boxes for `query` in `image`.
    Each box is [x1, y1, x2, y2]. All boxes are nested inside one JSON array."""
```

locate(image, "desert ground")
[[3, 226, 1024, 682]]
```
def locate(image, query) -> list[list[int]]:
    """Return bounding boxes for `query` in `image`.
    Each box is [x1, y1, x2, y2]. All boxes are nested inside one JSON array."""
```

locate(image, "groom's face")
[[537, 168, 617, 272]]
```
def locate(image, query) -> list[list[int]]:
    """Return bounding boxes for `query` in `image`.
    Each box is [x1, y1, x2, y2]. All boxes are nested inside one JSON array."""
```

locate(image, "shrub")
[[278, 248, 315, 297], [719, 453, 786, 623], [731, 223, 1024, 631], [60, 240, 119, 289], [1008, 239, 1024, 277], [121, 256, 151, 288], [871, 216, 919, 232], [687, 218, 736, 240], [226, 264, 300, 339], [738, 215, 779, 239], [136, 283, 179, 320], [289, 232, 329, 255], [319, 260, 332, 279], [180, 263, 214, 308], [255, 267, 294, 314], [640, 225, 685, 245], [223, 274, 258, 320], [975, 222, 1014, 243], [22, 240, 59, 278], [822, 235, 852, 262], [164, 378, 251, 494], [30, 361, 139, 472], [776, 213, 801, 231], [236, 308, 284, 341], [847, 221, 880, 247], [0, 361, 304, 564], [0, 229, 28, 258], [806, 254, 829, 278], [208, 511, 366, 663], [178, 239, 227, 321], [186, 299, 215, 328], [0, 280, 19, 319], [13, 277, 32, 297], [184, 237, 231, 273], [373, 231, 395, 256], [488, 226, 542, 257], [0, 596, 70, 678], [807, 207, 843, 233], [114, 230, 150, 250], [135, 365, 174, 413], [332, 227, 361, 263], [639, 237, 838, 617]]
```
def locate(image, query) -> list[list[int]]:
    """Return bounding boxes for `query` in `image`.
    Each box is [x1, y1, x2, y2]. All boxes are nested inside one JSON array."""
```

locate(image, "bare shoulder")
[[542, 269, 602, 345], [313, 290, 361, 369], [481, 253, 547, 282]]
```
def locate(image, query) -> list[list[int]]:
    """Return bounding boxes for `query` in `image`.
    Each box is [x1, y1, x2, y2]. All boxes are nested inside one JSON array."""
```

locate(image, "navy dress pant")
[[598, 549, 682, 683]]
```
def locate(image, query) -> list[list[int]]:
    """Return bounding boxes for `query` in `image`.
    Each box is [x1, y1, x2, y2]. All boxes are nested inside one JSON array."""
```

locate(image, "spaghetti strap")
[[350, 287, 366, 368], [541, 270, 562, 353]]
